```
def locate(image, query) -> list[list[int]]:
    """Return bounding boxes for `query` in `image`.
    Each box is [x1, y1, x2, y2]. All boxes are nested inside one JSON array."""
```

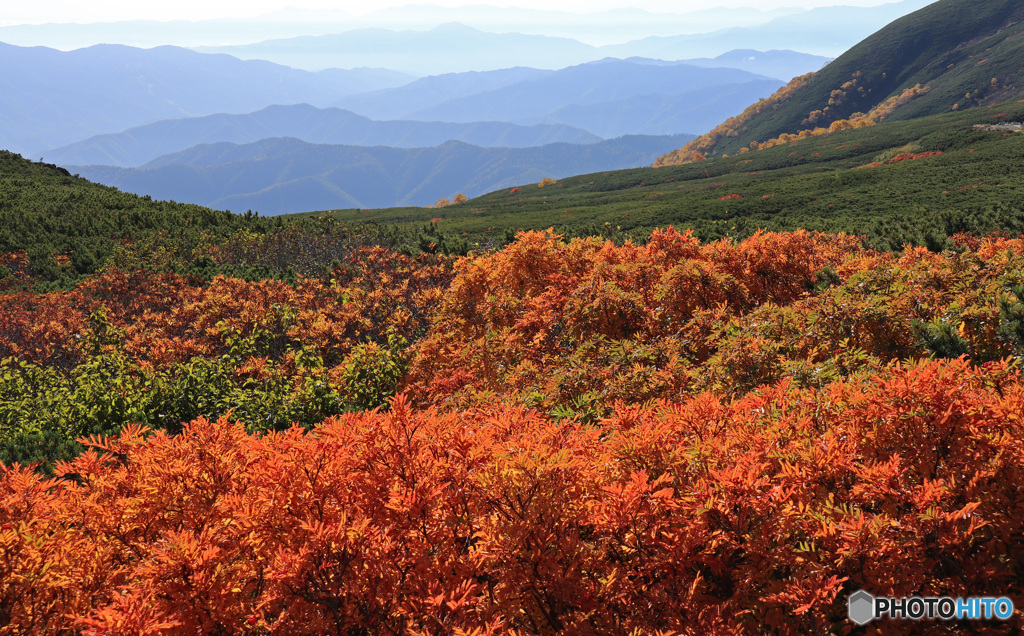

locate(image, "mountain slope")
[[42, 105, 602, 168], [0, 42, 413, 155], [69, 134, 695, 213], [657, 0, 1024, 162]]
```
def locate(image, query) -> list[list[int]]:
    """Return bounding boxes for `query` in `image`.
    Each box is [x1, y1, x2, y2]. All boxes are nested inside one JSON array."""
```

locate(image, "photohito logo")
[[848, 590, 1014, 625]]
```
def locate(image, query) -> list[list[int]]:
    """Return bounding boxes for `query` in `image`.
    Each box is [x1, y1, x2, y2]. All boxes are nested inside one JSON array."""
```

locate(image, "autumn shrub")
[[0, 246, 455, 465], [3, 359, 1023, 633], [403, 227, 865, 409]]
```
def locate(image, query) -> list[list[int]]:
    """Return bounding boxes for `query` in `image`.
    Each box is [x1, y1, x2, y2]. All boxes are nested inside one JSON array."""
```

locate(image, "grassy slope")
[[298, 102, 1024, 252]]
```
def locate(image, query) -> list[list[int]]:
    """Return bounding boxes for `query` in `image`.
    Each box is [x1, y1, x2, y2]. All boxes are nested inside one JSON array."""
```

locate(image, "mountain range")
[[0, 42, 411, 155], [0, 3, 929, 53], [41, 105, 603, 168], [189, 2, 932, 74], [68, 134, 695, 213], [192, 21, 842, 75], [334, 53, 809, 121], [38, 57, 785, 170], [394, 58, 780, 123]]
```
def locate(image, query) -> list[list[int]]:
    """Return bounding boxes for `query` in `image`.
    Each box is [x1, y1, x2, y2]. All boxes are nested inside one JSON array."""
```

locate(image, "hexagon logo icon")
[[848, 590, 875, 625]]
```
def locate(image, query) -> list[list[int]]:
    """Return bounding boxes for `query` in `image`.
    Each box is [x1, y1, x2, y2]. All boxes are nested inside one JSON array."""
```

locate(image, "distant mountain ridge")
[[0, 5, 800, 51], [602, 0, 934, 62], [401, 59, 779, 123], [0, 42, 412, 155], [518, 80, 786, 138], [195, 23, 597, 75], [657, 0, 1024, 162], [69, 134, 695, 213], [38, 57, 793, 167], [41, 105, 602, 168], [190, 3, 929, 73], [334, 53, 812, 123]]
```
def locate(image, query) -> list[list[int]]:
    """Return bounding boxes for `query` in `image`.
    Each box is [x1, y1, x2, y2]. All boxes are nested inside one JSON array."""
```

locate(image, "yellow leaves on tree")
[[429, 193, 468, 208]]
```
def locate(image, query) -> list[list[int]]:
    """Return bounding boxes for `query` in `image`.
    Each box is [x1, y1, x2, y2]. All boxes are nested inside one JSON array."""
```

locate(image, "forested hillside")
[[0, 151, 249, 285], [656, 0, 1024, 163]]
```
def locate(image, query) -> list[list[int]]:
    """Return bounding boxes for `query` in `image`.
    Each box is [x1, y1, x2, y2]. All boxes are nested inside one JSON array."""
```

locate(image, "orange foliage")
[[0, 247, 453, 369], [0, 251, 38, 291], [404, 228, 863, 407], [857, 150, 944, 169], [8, 229, 1024, 631], [690, 82, 929, 158], [4, 358, 1024, 633]]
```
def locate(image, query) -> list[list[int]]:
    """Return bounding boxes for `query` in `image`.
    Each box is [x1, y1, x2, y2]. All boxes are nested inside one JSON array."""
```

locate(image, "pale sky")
[[6, 1, 916, 24]]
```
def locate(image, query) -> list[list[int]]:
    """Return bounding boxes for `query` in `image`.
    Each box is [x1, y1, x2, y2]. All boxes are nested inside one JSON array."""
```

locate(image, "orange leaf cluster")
[[404, 228, 863, 408], [858, 150, 945, 169]]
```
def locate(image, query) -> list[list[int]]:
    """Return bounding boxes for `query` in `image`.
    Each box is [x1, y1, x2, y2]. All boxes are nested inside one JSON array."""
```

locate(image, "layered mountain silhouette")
[[0, 42, 411, 154], [41, 105, 602, 168], [335, 56, 804, 124], [518, 80, 785, 138], [191, 4, 928, 73], [401, 59, 780, 123], [69, 135, 695, 213]]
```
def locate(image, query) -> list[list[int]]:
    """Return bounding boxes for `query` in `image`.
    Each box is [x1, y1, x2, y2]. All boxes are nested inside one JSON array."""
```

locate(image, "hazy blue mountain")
[[69, 134, 695, 213], [404, 59, 773, 123], [336, 51, 824, 122], [337, 67, 556, 120], [0, 6, 799, 51], [517, 79, 785, 138], [190, 2, 934, 73], [605, 0, 935, 60], [669, 50, 830, 81], [42, 104, 602, 167], [193, 23, 598, 74], [350, 5, 801, 45], [0, 42, 414, 155]]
